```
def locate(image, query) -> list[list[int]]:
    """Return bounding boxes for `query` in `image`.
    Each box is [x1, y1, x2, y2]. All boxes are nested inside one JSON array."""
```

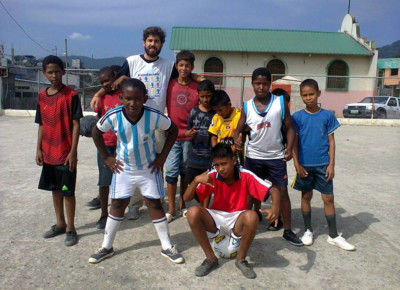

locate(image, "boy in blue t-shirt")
[[291, 78, 355, 251]]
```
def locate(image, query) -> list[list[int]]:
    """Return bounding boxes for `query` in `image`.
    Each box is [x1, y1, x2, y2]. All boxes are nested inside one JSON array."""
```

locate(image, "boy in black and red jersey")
[[35, 55, 83, 246]]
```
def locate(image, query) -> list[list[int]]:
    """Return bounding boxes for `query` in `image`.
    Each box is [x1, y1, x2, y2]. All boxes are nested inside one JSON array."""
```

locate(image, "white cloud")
[[68, 32, 91, 41]]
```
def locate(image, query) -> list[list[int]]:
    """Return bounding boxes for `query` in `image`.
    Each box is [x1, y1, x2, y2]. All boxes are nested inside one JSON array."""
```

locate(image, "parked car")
[[343, 96, 400, 119]]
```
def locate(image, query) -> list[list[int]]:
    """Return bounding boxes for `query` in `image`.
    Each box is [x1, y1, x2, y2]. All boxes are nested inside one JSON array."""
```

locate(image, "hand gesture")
[[90, 95, 99, 111], [295, 164, 308, 178], [148, 154, 166, 174], [325, 164, 335, 181], [195, 170, 214, 187], [259, 204, 279, 224], [186, 127, 199, 138], [284, 147, 293, 162], [104, 155, 124, 174], [36, 149, 43, 166], [234, 133, 243, 151], [64, 151, 78, 172]]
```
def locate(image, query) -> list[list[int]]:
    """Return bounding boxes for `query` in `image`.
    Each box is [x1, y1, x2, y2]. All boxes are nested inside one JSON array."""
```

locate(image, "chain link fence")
[[1, 66, 399, 118]]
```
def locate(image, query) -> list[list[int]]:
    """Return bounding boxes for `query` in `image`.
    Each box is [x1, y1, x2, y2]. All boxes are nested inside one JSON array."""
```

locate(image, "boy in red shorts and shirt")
[[35, 55, 83, 246], [184, 144, 280, 279], [92, 67, 122, 229]]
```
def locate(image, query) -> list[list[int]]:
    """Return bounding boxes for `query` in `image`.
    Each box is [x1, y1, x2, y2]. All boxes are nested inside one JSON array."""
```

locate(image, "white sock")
[[153, 217, 172, 250], [102, 214, 123, 249]]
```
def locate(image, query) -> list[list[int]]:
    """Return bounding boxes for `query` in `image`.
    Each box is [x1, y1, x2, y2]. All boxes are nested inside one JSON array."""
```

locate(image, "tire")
[[376, 109, 387, 119]]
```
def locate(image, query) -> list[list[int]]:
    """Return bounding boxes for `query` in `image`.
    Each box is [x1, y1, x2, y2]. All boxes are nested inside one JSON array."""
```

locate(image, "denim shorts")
[[165, 140, 191, 184], [97, 146, 116, 187], [244, 157, 288, 186], [291, 165, 333, 194]]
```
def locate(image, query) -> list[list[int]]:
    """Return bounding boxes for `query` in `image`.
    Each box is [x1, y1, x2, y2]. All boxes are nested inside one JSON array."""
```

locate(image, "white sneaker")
[[166, 213, 177, 223], [301, 230, 313, 246], [327, 234, 355, 251], [181, 208, 188, 219], [125, 206, 140, 220]]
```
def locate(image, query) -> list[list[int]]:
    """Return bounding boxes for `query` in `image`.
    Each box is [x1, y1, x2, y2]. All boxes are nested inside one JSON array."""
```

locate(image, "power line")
[[0, 0, 52, 53]]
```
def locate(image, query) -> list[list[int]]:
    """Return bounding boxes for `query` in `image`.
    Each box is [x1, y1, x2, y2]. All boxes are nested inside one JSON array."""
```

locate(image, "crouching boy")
[[183, 143, 280, 279]]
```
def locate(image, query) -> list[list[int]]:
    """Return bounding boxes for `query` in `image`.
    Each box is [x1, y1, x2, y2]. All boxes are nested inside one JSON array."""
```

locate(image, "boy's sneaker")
[[166, 213, 177, 223], [125, 206, 140, 220], [96, 215, 107, 229], [267, 217, 284, 231], [87, 197, 101, 209], [235, 259, 256, 279], [88, 247, 115, 264], [327, 234, 356, 251], [64, 231, 78, 246], [181, 208, 188, 219], [194, 258, 219, 277], [43, 225, 66, 239], [301, 230, 314, 246], [161, 245, 184, 264], [283, 229, 304, 246]]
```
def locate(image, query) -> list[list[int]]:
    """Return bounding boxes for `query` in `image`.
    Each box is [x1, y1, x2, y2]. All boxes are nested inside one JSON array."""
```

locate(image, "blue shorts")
[[244, 157, 288, 186], [291, 165, 333, 194], [97, 146, 116, 187], [165, 140, 191, 184]]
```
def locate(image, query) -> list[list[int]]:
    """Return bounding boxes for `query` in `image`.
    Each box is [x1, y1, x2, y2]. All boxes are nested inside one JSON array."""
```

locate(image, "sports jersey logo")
[[225, 125, 231, 130], [177, 94, 187, 105], [257, 121, 271, 130]]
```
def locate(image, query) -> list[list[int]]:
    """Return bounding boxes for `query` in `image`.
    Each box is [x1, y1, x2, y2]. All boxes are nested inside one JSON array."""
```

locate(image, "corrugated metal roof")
[[377, 58, 400, 69], [170, 27, 373, 56]]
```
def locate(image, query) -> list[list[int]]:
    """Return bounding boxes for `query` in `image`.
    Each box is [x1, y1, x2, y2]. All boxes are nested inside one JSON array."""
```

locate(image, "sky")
[[0, 0, 399, 61]]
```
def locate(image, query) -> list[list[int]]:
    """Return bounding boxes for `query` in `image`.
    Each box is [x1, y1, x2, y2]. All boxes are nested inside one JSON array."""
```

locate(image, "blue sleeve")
[[292, 112, 300, 134], [326, 111, 340, 134]]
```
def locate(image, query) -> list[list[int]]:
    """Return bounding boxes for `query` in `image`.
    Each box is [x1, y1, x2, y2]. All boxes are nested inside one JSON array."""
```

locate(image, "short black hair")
[[110, 65, 121, 76], [98, 66, 114, 78], [197, 80, 215, 93], [211, 143, 234, 160], [175, 50, 195, 66], [251, 67, 271, 82], [42, 55, 64, 71], [300, 78, 319, 91], [143, 26, 166, 43], [210, 90, 231, 107], [120, 78, 147, 96], [272, 88, 290, 102]]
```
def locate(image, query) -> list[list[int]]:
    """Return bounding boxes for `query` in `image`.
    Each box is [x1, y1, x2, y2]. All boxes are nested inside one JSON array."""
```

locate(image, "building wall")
[[191, 50, 377, 116], [384, 68, 400, 86]]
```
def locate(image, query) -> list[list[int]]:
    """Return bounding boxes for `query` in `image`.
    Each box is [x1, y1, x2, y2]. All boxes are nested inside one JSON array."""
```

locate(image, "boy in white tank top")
[[234, 67, 303, 246]]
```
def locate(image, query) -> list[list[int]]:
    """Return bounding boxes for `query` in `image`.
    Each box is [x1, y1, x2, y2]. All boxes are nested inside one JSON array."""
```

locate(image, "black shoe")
[[64, 231, 78, 246], [194, 258, 218, 277], [267, 217, 283, 231], [235, 259, 256, 279], [96, 215, 107, 229], [283, 229, 304, 246], [87, 197, 101, 209], [43, 225, 66, 239], [88, 247, 115, 264]]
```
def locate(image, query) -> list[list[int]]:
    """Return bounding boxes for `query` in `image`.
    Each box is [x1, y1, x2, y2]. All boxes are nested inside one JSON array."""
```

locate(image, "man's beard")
[[145, 46, 161, 58]]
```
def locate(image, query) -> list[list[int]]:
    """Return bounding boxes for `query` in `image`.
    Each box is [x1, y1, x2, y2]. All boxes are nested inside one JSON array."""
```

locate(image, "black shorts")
[[244, 157, 288, 186], [38, 163, 77, 196]]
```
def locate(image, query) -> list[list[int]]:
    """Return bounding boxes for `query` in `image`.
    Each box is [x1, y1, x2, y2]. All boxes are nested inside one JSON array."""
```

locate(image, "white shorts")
[[206, 209, 244, 239], [110, 168, 164, 200]]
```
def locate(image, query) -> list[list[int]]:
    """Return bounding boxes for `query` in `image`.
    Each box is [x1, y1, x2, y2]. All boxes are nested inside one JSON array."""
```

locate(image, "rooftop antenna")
[[348, 0, 351, 14]]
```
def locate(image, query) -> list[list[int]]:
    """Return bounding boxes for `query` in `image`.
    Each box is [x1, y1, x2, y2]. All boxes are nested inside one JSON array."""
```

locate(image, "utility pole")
[[65, 38, 68, 85], [54, 46, 58, 56]]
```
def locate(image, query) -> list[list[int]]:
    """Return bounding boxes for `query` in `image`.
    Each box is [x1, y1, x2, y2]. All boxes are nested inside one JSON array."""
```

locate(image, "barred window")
[[327, 60, 348, 90], [267, 59, 285, 81], [204, 57, 223, 87]]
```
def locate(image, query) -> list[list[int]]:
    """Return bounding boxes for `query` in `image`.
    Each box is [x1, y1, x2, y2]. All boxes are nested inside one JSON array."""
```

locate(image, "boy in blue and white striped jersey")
[[88, 78, 184, 264]]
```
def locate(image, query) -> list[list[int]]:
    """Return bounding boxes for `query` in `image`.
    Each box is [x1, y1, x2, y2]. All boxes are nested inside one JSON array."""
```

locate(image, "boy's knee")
[[186, 206, 202, 222], [241, 210, 259, 227]]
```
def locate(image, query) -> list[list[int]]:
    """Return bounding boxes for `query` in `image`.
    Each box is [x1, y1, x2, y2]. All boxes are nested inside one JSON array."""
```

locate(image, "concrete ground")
[[0, 116, 399, 289]]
